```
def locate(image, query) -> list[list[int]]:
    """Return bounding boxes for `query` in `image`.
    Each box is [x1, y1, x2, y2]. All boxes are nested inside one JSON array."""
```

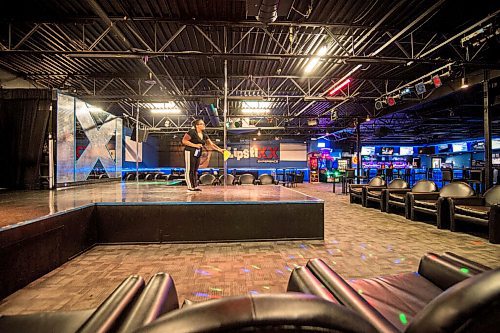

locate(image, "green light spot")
[[460, 267, 469, 274], [399, 313, 408, 325], [358, 289, 363, 294]]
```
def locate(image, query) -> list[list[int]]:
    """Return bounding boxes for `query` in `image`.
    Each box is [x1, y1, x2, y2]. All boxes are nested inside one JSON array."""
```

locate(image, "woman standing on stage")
[[182, 119, 223, 191]]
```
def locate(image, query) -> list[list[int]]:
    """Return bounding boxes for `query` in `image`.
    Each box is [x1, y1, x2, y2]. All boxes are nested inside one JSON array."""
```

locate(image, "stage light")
[[252, 137, 257, 141], [366, 114, 370, 122], [328, 78, 351, 96], [461, 77, 469, 89], [149, 102, 181, 114], [432, 75, 442, 88], [374, 100, 384, 110], [415, 82, 426, 95], [387, 96, 396, 106], [257, 129, 261, 136], [304, 46, 328, 73], [400, 87, 411, 97]]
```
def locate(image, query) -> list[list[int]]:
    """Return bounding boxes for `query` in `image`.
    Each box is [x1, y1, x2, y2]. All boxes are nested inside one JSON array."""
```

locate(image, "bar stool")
[[468, 169, 485, 194], [441, 168, 453, 187]]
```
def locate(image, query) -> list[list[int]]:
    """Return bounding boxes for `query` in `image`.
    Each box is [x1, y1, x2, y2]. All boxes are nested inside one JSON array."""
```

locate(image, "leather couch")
[[365, 178, 409, 210], [136, 293, 378, 333], [255, 174, 278, 185], [288, 252, 497, 333], [408, 181, 475, 229], [448, 185, 500, 243], [0, 273, 178, 333], [349, 176, 386, 205], [384, 180, 438, 217]]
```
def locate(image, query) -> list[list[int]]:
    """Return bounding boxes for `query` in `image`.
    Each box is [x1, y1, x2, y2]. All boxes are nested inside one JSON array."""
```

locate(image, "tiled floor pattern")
[[0, 183, 498, 314]]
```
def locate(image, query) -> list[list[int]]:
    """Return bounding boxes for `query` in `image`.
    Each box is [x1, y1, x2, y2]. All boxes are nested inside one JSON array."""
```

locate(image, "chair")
[[288, 253, 497, 333], [467, 169, 485, 194], [218, 174, 235, 185], [408, 181, 475, 229], [255, 174, 278, 185], [0, 273, 179, 333], [237, 173, 256, 185], [135, 294, 378, 333], [384, 180, 438, 217], [365, 178, 409, 210], [448, 185, 500, 244], [349, 176, 385, 205], [198, 173, 216, 186], [441, 168, 453, 186]]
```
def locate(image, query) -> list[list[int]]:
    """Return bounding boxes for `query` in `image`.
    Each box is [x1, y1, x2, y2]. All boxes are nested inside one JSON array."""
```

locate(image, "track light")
[[375, 100, 384, 110]]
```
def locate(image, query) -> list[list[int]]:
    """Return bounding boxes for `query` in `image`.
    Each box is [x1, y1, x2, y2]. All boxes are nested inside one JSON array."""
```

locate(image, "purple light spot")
[[288, 255, 295, 259], [241, 268, 250, 273], [249, 290, 259, 295], [194, 292, 209, 298], [195, 269, 210, 276], [360, 243, 367, 249], [361, 254, 367, 261], [275, 269, 284, 275], [285, 266, 292, 272], [327, 249, 335, 255], [394, 259, 401, 264], [299, 244, 307, 249]]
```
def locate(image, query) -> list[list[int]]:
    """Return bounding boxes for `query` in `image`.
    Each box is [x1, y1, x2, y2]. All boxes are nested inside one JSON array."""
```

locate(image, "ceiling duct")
[[256, 0, 280, 24]]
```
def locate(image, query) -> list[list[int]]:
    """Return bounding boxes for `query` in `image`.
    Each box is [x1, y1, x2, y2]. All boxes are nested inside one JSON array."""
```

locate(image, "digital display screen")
[[317, 142, 326, 148], [418, 147, 435, 155], [438, 144, 451, 153], [493, 139, 500, 150], [399, 147, 414, 155], [471, 141, 485, 151], [381, 147, 394, 155], [361, 146, 375, 155], [452, 142, 468, 152]]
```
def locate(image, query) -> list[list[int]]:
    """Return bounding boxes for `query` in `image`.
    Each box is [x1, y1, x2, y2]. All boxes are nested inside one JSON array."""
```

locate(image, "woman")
[[182, 119, 223, 191]]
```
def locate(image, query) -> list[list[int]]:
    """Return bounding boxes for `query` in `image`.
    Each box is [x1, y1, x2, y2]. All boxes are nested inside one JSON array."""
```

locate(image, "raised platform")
[[0, 182, 323, 299]]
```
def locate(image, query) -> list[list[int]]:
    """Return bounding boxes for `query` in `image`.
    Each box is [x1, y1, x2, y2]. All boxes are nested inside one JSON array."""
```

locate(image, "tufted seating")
[[448, 185, 500, 243], [255, 174, 278, 185], [408, 181, 475, 229], [288, 252, 497, 333], [0, 273, 178, 333], [384, 180, 438, 217], [349, 176, 385, 205], [135, 293, 378, 333], [198, 173, 217, 186], [365, 178, 409, 210], [237, 173, 256, 185]]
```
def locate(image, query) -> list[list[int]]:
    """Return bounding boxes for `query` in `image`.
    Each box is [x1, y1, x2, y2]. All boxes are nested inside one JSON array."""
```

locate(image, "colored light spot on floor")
[[195, 269, 210, 276], [299, 244, 307, 249], [241, 268, 250, 273], [275, 269, 284, 275], [194, 292, 209, 298], [394, 259, 401, 264], [288, 255, 295, 259], [249, 290, 259, 295], [210, 287, 222, 292], [399, 313, 408, 325], [327, 249, 335, 255], [263, 286, 270, 290], [361, 254, 367, 261], [285, 266, 292, 272], [358, 289, 363, 294], [251, 265, 261, 270], [460, 267, 470, 274]]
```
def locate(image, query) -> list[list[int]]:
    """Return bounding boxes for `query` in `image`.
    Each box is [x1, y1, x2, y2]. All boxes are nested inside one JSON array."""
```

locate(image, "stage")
[[0, 182, 324, 299]]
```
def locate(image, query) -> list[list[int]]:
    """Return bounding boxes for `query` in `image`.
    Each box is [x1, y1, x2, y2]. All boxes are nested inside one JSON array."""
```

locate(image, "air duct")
[[256, 0, 280, 24]]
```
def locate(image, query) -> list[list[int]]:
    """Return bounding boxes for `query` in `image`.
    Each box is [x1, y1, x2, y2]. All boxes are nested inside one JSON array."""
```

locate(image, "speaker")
[[130, 127, 137, 141]]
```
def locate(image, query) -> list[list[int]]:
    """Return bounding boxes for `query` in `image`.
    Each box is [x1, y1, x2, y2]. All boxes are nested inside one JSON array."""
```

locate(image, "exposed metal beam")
[[13, 24, 41, 50]]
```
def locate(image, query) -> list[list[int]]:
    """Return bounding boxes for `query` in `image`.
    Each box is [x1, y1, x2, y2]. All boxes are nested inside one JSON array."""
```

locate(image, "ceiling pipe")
[[256, 0, 280, 24]]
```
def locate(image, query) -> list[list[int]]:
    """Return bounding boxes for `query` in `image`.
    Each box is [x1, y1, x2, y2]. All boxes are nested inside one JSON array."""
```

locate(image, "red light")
[[432, 75, 442, 88], [387, 97, 396, 106], [328, 78, 351, 95]]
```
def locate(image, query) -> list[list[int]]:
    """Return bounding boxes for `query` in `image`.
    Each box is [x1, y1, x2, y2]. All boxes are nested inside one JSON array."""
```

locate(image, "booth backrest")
[[199, 173, 216, 185], [368, 176, 386, 187], [412, 180, 438, 193], [135, 294, 378, 333], [219, 174, 235, 185], [239, 173, 255, 185], [387, 178, 409, 189], [258, 174, 275, 185], [484, 185, 500, 206], [439, 182, 475, 198]]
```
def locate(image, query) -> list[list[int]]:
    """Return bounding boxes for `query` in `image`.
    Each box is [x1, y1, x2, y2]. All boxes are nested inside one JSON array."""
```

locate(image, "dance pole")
[[223, 59, 228, 188], [136, 101, 139, 183]]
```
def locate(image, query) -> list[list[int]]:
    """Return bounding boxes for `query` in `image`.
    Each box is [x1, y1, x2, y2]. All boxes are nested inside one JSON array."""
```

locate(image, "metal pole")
[[224, 59, 228, 187], [483, 70, 493, 190], [135, 102, 139, 182], [356, 119, 361, 184]]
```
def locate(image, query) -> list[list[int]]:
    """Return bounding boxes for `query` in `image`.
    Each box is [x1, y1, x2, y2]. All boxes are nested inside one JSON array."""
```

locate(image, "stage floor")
[[0, 182, 321, 228]]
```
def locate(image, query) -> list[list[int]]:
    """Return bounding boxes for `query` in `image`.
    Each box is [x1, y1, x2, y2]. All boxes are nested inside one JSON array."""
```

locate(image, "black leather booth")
[[237, 173, 256, 185], [0, 273, 178, 333], [408, 181, 475, 229], [384, 180, 438, 217], [448, 185, 500, 243], [255, 174, 278, 185], [136, 294, 378, 333], [218, 174, 235, 185], [349, 176, 385, 205], [365, 178, 409, 210], [288, 252, 497, 333]]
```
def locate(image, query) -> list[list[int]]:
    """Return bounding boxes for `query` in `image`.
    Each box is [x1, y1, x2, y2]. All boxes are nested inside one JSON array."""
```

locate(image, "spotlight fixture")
[[257, 129, 261, 136], [432, 75, 442, 88], [374, 100, 385, 110], [366, 114, 370, 122], [328, 78, 351, 96], [461, 77, 469, 89], [304, 46, 328, 73], [415, 82, 426, 95], [387, 96, 396, 107], [400, 87, 411, 97]]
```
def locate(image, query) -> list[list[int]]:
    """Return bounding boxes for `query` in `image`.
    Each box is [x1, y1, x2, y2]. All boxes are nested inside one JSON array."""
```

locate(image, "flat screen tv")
[[399, 147, 414, 156], [381, 147, 394, 155], [452, 142, 468, 152], [361, 146, 375, 155], [418, 147, 435, 155], [493, 139, 500, 150], [471, 141, 485, 151], [438, 144, 451, 153]]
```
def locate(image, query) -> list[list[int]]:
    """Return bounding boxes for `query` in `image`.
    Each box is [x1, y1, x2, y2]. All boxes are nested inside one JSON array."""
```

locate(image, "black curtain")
[[0, 89, 52, 190]]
